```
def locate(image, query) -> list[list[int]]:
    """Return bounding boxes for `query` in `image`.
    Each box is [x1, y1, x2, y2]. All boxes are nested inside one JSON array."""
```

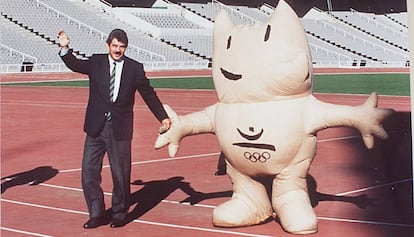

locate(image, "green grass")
[[149, 77, 215, 89], [1, 73, 410, 96], [312, 73, 410, 96]]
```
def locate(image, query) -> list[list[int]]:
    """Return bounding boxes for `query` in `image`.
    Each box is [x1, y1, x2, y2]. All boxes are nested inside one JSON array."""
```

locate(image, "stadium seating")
[[387, 12, 408, 27], [0, 0, 409, 72], [330, 10, 408, 50], [0, 17, 59, 64], [132, 12, 203, 29], [301, 18, 407, 62]]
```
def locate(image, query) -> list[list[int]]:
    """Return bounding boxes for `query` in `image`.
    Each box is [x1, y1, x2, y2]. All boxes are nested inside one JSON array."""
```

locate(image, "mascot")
[[155, 0, 393, 234]]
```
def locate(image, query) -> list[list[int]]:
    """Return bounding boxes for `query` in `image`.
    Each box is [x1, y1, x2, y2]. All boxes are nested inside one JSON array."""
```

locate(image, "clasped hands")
[[159, 118, 172, 134]]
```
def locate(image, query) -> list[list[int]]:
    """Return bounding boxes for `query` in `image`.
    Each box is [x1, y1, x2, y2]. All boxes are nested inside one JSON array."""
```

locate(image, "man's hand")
[[159, 118, 172, 134], [57, 30, 70, 49], [155, 105, 182, 157]]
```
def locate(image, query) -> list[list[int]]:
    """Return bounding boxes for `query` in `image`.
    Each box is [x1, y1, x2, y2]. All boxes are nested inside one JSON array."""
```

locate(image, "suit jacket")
[[61, 49, 168, 140]]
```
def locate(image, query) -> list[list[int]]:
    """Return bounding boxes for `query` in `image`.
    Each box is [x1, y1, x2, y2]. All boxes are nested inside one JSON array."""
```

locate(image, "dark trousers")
[[82, 122, 132, 220]]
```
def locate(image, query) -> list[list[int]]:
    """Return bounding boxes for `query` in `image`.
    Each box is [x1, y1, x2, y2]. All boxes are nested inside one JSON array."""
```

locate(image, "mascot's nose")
[[237, 128, 264, 140]]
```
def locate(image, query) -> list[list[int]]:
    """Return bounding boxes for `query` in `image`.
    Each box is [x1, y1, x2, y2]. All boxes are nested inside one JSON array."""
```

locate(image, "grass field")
[[312, 73, 410, 96], [2, 73, 410, 96]]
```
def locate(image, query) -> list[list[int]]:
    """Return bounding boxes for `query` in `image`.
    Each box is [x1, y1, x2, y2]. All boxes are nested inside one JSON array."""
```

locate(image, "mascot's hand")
[[154, 104, 183, 157], [356, 92, 394, 149]]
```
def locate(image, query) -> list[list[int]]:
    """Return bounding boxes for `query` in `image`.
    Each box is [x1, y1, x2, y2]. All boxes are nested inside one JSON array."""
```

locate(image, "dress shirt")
[[108, 56, 124, 102], [59, 48, 123, 102]]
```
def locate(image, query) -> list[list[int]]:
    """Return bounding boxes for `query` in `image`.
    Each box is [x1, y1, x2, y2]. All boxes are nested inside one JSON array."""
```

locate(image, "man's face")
[[108, 38, 126, 61]]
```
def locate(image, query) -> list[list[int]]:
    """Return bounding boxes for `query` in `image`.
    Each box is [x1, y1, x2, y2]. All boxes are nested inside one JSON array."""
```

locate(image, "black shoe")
[[110, 219, 128, 228], [83, 216, 110, 229]]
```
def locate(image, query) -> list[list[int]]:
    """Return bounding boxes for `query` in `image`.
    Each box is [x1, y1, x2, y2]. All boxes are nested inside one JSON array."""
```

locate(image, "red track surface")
[[1, 77, 413, 236]]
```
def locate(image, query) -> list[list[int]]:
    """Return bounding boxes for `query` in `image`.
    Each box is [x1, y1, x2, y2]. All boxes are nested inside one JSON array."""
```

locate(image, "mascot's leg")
[[213, 161, 273, 227], [272, 158, 317, 234]]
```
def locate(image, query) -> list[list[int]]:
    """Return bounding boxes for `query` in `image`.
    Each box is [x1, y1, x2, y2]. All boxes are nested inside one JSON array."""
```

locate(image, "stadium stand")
[[301, 8, 409, 67], [387, 12, 408, 27], [0, 0, 409, 73], [132, 12, 203, 29], [330, 10, 408, 51]]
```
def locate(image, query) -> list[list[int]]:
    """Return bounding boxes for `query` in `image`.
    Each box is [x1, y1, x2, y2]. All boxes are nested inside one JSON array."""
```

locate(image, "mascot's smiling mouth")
[[221, 67, 242, 81], [233, 127, 276, 151]]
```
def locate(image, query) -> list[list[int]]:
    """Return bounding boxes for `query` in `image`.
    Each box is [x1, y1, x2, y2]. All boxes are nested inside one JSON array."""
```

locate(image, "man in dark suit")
[[58, 29, 171, 229]]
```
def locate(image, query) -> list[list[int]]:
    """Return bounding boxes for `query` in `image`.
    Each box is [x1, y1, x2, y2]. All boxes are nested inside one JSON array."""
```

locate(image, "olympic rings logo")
[[243, 151, 271, 163]]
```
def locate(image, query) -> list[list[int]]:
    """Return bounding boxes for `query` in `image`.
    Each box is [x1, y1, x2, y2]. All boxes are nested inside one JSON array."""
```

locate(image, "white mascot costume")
[[155, 0, 393, 234]]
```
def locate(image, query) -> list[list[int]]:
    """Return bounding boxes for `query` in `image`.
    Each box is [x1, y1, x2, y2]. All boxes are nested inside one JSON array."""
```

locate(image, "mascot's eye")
[[264, 25, 271, 42], [227, 36, 232, 49]]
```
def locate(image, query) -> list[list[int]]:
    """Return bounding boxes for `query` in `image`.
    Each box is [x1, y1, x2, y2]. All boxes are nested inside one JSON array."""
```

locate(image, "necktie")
[[109, 62, 116, 103], [106, 62, 116, 122]]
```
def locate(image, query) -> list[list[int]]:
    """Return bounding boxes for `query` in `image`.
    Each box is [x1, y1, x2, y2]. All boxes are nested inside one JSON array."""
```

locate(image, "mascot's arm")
[[154, 104, 217, 157], [307, 92, 394, 149]]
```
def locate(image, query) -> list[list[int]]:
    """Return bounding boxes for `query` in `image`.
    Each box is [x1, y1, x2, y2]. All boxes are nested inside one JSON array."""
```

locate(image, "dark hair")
[[106, 29, 128, 47]]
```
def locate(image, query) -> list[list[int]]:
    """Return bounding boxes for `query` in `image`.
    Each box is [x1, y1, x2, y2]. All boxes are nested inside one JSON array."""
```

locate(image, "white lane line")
[[59, 126, 409, 174], [161, 199, 217, 209], [318, 216, 414, 228], [1, 198, 87, 216], [37, 178, 414, 229], [335, 178, 413, 196], [3, 195, 413, 233], [39, 176, 413, 211], [0, 199, 275, 237], [0, 227, 54, 237], [2, 101, 205, 113], [59, 152, 220, 173], [132, 219, 276, 237], [40, 177, 414, 212], [38, 183, 216, 209], [317, 129, 409, 143], [131, 152, 220, 165], [318, 135, 360, 143]]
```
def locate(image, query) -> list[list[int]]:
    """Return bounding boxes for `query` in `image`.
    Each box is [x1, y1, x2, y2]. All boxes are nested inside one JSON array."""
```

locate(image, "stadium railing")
[[0, 60, 211, 74], [1, 59, 409, 74]]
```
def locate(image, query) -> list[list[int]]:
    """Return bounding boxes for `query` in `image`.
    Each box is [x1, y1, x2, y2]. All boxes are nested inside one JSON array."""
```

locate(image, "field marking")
[[1, 99, 206, 113], [336, 178, 413, 196], [318, 216, 414, 228], [59, 152, 220, 173], [40, 177, 412, 210], [2, 88, 411, 234], [58, 127, 409, 174], [3, 183, 414, 232], [0, 79, 88, 85]]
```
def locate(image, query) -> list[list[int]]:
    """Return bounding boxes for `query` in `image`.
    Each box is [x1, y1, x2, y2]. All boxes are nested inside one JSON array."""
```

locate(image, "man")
[[58, 29, 171, 229]]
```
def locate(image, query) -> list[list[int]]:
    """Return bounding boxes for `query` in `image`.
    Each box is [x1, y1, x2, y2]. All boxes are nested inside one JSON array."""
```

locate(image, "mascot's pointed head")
[[212, 0, 313, 103]]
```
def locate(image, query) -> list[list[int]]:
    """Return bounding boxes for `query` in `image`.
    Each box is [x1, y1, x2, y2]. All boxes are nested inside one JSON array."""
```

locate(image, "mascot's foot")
[[213, 193, 272, 227], [274, 190, 318, 234]]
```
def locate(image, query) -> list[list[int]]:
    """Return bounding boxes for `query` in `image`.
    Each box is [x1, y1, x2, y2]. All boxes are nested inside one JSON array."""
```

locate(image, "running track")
[[1, 82, 413, 236]]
